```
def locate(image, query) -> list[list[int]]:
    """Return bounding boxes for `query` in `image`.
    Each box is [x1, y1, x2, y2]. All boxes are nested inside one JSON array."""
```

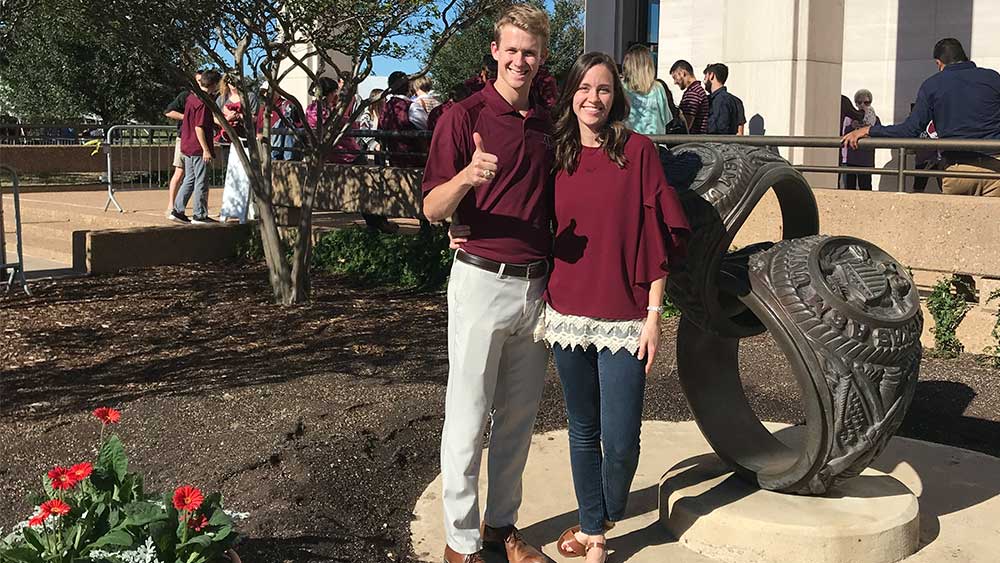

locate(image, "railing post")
[[897, 147, 906, 192], [0, 173, 6, 281], [0, 165, 29, 295]]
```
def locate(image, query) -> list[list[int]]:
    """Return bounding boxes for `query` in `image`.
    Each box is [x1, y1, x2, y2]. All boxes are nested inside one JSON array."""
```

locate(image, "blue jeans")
[[175, 154, 208, 219], [553, 343, 645, 535]]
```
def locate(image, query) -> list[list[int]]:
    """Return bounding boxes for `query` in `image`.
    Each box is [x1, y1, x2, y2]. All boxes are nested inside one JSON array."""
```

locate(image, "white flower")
[[89, 538, 162, 563], [224, 509, 250, 521]]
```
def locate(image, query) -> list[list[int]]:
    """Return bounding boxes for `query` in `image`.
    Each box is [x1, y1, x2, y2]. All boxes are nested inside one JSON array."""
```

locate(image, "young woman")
[[621, 44, 673, 135], [306, 77, 362, 165], [357, 88, 386, 163], [216, 74, 259, 223], [536, 51, 689, 562]]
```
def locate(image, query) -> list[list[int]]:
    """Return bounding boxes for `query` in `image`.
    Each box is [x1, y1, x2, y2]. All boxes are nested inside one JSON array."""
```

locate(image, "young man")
[[170, 69, 221, 224], [422, 5, 553, 563], [163, 70, 202, 218], [670, 59, 709, 134], [702, 63, 743, 135]]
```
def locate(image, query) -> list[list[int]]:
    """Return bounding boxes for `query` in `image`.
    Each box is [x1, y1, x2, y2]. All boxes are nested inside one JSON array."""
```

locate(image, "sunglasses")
[[857, 100, 872, 105]]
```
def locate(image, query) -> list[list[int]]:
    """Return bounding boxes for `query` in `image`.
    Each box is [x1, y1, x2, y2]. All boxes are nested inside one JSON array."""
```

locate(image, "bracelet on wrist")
[[647, 306, 664, 313]]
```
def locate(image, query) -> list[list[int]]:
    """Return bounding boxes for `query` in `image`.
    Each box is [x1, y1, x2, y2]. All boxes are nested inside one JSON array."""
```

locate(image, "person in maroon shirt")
[[536, 52, 689, 562], [422, 6, 553, 563], [378, 71, 427, 169], [531, 65, 559, 110], [170, 70, 222, 224], [463, 54, 498, 95]]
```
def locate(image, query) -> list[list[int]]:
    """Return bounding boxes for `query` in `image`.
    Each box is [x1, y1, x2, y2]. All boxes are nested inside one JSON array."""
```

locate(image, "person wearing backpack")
[[378, 70, 428, 170]]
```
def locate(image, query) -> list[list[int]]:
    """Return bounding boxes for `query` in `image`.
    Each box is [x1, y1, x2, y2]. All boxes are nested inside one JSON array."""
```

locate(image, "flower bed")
[[0, 409, 239, 563]]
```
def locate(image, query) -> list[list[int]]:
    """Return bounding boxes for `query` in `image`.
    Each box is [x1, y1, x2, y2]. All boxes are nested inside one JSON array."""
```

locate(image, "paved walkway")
[[411, 421, 1000, 562]]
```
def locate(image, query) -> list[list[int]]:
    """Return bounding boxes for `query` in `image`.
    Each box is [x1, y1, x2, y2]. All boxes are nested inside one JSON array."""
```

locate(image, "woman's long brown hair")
[[552, 51, 631, 175]]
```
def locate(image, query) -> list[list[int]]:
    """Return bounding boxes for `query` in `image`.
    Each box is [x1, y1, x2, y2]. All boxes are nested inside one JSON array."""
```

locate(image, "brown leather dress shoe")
[[483, 525, 550, 563], [443, 545, 485, 563]]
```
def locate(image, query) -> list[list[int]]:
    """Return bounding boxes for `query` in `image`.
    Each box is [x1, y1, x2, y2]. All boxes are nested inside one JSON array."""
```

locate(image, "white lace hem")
[[533, 305, 644, 355]]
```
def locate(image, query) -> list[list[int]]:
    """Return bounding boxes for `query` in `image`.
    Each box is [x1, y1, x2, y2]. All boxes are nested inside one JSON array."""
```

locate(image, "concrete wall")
[[656, 0, 846, 184], [271, 161, 424, 216], [0, 145, 176, 175], [83, 223, 253, 274], [733, 187, 1000, 352], [277, 45, 353, 111]]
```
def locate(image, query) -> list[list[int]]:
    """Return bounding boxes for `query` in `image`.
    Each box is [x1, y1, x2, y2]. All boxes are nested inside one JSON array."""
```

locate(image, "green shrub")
[[311, 225, 453, 290], [236, 225, 265, 262], [662, 294, 681, 319], [927, 275, 973, 358], [985, 289, 1000, 369]]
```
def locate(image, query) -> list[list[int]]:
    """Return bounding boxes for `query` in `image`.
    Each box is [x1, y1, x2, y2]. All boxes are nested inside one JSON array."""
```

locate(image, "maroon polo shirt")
[[180, 94, 215, 157], [544, 134, 689, 320], [422, 80, 553, 264]]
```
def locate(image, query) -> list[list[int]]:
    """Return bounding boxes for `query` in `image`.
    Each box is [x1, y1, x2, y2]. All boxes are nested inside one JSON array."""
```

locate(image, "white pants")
[[441, 258, 550, 553]]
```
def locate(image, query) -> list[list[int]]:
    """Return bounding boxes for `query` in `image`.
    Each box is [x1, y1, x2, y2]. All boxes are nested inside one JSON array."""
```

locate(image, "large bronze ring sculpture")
[[661, 143, 923, 495]]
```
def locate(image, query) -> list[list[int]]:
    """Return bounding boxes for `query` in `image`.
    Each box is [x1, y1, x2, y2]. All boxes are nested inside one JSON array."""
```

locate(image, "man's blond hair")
[[494, 4, 550, 55]]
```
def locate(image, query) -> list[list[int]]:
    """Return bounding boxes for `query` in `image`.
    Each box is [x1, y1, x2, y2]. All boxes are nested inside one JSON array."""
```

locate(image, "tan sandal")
[[586, 539, 608, 563], [557, 522, 615, 558], [557, 525, 586, 558]]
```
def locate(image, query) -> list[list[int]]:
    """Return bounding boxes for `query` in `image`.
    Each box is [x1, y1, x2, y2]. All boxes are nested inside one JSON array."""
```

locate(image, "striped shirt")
[[679, 81, 710, 134]]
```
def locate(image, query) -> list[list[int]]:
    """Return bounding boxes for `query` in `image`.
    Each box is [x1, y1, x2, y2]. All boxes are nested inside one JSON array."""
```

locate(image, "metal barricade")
[[0, 122, 103, 146], [0, 165, 30, 295], [649, 134, 1000, 192], [104, 125, 227, 213]]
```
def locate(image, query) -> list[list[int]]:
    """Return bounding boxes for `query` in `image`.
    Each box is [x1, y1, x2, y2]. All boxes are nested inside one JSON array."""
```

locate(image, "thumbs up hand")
[[464, 131, 499, 188]]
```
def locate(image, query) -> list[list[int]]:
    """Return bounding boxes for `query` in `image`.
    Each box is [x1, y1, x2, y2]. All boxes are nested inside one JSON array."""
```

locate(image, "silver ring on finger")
[[482, 169, 494, 179]]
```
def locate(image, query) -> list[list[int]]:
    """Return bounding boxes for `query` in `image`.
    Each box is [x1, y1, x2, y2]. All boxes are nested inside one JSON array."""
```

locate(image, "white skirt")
[[219, 141, 255, 223], [533, 304, 645, 355]]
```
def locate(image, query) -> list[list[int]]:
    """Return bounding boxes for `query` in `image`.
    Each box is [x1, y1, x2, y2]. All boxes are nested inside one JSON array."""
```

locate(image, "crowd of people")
[[159, 18, 763, 230]]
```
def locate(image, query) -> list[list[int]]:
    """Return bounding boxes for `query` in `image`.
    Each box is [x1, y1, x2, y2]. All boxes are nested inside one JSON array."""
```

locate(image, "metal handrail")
[[0, 165, 30, 295], [649, 134, 1000, 192]]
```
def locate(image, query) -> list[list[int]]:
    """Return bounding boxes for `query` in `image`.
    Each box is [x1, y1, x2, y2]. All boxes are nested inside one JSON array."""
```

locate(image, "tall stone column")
[[584, 0, 646, 63], [657, 0, 845, 186]]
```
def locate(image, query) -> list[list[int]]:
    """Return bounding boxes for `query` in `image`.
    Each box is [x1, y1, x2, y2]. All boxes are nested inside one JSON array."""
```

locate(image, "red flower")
[[69, 462, 93, 481], [93, 407, 122, 425], [40, 499, 71, 517], [188, 513, 209, 532], [27, 512, 47, 527], [47, 466, 78, 490], [172, 485, 204, 512]]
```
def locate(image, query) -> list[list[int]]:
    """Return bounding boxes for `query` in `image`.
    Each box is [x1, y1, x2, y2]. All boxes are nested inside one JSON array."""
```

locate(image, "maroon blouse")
[[544, 133, 689, 320]]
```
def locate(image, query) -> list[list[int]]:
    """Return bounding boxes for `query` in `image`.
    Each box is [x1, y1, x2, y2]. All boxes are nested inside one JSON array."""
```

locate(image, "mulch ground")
[[1, 262, 998, 562]]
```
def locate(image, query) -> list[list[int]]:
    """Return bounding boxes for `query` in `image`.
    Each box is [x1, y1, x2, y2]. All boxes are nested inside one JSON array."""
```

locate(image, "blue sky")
[[371, 0, 559, 77]]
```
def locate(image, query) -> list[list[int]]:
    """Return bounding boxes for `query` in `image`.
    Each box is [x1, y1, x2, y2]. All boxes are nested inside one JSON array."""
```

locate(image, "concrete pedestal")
[[411, 421, 1000, 562], [660, 456, 920, 563]]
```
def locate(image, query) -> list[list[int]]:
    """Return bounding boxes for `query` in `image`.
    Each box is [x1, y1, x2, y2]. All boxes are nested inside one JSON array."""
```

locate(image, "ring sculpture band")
[[660, 143, 923, 494]]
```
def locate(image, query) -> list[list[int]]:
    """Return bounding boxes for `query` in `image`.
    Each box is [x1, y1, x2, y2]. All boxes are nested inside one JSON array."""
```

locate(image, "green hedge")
[[311, 226, 453, 290]]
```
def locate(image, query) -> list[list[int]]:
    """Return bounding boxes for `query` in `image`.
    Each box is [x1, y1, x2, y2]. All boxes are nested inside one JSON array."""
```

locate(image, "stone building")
[[585, 0, 1000, 190]]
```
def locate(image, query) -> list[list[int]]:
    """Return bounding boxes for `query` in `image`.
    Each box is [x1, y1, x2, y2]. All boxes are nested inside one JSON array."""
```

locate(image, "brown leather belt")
[[455, 250, 549, 279]]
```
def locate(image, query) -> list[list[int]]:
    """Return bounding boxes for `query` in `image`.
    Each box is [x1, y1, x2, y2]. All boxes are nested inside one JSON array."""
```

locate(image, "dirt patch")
[[1, 262, 997, 562]]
